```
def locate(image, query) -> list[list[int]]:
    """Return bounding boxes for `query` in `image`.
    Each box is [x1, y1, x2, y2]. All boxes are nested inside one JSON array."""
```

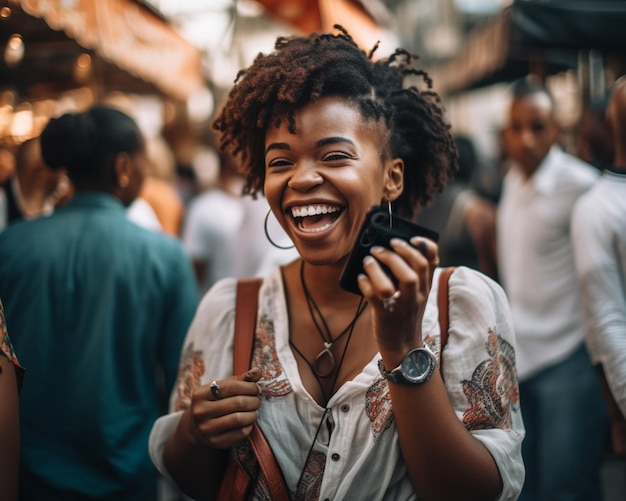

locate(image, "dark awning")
[[430, 0, 626, 95]]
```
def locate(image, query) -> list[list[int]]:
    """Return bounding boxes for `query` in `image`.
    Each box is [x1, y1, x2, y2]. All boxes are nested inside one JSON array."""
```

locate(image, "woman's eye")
[[323, 152, 352, 162], [267, 158, 292, 168]]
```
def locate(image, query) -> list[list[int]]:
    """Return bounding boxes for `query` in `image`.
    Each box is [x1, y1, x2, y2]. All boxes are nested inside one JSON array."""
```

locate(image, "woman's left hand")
[[357, 236, 439, 358]]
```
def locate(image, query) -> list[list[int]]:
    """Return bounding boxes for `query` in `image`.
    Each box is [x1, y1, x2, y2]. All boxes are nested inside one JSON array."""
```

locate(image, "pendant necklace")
[[289, 261, 367, 494], [293, 260, 367, 382]]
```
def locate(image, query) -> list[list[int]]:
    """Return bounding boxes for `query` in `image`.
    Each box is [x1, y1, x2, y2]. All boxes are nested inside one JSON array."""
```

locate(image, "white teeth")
[[291, 205, 340, 218], [297, 221, 334, 233]]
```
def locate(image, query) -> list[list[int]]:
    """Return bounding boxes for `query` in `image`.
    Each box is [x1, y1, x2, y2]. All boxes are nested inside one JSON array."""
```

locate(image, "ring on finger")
[[382, 290, 401, 312], [210, 380, 221, 400]]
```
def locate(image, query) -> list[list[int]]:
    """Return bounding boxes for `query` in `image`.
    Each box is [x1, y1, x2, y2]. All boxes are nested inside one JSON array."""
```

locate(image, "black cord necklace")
[[289, 261, 368, 496], [298, 260, 368, 379]]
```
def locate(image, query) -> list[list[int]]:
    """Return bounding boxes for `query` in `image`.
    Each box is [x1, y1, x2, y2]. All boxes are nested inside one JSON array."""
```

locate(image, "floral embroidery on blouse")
[[461, 328, 519, 431], [254, 313, 293, 399], [365, 377, 394, 439], [294, 449, 325, 500], [173, 342, 205, 411], [235, 438, 276, 499]]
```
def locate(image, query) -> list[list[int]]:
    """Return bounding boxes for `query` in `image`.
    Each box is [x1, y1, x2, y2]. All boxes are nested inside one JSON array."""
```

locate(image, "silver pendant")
[[313, 342, 335, 378]]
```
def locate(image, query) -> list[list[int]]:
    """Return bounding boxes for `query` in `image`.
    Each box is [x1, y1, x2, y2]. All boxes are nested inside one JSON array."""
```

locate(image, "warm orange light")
[[4, 33, 24, 67], [76, 53, 91, 69]]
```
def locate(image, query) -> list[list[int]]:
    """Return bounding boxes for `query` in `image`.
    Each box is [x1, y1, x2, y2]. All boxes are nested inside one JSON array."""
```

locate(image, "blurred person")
[[417, 134, 498, 279], [0, 298, 23, 501], [1, 137, 72, 228], [0, 105, 199, 500], [183, 150, 297, 293], [0, 147, 16, 230], [572, 75, 626, 458], [2, 136, 158, 234], [497, 77, 608, 500], [126, 193, 163, 232], [138, 136, 186, 237], [577, 97, 615, 170], [182, 149, 246, 292]]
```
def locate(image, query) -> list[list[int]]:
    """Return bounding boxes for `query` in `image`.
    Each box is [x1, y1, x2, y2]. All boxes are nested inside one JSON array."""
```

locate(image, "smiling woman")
[[149, 27, 525, 501]]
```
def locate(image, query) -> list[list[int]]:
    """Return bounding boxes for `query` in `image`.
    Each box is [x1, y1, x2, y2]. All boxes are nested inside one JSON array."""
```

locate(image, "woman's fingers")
[[185, 368, 263, 449], [359, 238, 437, 298]]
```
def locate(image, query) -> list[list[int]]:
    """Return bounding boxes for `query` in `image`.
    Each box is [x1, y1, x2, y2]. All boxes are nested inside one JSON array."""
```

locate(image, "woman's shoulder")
[[196, 277, 239, 321], [444, 266, 505, 301], [443, 266, 512, 336]]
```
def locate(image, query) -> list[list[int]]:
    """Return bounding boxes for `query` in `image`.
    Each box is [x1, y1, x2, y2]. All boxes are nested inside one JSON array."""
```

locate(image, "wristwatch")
[[378, 347, 438, 384]]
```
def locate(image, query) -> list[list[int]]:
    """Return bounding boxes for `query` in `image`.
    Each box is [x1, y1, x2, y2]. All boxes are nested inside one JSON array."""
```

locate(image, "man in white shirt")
[[572, 75, 626, 459], [497, 78, 608, 500]]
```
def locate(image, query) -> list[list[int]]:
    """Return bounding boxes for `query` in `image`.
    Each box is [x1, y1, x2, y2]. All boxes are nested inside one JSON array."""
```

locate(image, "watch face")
[[401, 349, 433, 383]]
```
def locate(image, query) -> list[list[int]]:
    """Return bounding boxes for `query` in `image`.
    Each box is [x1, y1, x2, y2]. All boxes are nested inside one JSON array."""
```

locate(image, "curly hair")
[[212, 26, 457, 218]]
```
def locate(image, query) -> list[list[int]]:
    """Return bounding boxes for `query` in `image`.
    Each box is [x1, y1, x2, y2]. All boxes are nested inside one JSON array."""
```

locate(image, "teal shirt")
[[0, 193, 199, 499]]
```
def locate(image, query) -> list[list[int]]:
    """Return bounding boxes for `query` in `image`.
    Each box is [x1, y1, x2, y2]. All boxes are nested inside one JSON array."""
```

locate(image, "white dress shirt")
[[572, 168, 626, 416], [497, 146, 599, 380]]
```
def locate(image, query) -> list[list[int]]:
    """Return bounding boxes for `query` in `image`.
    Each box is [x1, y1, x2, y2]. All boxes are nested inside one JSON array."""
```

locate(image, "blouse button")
[[331, 453, 340, 462], [340, 404, 350, 412]]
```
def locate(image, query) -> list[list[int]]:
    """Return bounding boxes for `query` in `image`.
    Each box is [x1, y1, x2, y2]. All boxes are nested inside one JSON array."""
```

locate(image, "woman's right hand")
[[179, 367, 263, 450]]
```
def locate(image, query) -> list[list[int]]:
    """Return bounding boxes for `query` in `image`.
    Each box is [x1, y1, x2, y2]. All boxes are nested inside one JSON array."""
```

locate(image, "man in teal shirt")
[[0, 106, 199, 500]]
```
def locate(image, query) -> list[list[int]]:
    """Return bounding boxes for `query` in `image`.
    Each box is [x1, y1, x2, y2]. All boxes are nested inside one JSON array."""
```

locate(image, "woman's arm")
[[0, 352, 20, 501], [361, 239, 519, 500]]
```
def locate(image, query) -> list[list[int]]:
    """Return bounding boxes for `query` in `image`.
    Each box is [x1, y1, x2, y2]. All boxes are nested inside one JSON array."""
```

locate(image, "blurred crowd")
[[0, 68, 625, 500]]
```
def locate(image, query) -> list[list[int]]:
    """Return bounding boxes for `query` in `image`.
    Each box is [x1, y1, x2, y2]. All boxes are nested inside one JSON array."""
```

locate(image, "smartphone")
[[339, 205, 439, 295]]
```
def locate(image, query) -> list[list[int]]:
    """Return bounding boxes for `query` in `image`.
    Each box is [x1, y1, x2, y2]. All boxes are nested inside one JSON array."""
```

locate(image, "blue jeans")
[[519, 343, 610, 501]]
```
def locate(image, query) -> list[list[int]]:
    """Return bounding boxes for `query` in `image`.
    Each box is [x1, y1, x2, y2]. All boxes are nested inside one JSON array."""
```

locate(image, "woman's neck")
[[285, 259, 362, 308]]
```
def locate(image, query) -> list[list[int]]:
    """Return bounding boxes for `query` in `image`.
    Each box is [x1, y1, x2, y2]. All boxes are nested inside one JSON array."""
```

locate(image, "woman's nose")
[[287, 161, 323, 191]]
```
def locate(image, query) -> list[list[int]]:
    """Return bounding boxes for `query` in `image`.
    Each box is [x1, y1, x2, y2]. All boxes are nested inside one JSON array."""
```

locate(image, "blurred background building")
[[1, 0, 625, 181]]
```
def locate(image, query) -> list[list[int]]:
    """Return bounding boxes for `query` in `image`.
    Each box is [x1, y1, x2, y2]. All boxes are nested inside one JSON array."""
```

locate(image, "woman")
[[0, 106, 199, 499], [150, 28, 524, 500], [0, 299, 22, 501]]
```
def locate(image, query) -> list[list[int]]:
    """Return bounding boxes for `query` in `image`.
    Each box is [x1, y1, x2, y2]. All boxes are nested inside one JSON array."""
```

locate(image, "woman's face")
[[264, 95, 403, 267]]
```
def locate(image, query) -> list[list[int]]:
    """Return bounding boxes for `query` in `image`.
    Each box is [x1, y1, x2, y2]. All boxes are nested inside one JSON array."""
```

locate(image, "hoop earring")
[[264, 209, 295, 250]]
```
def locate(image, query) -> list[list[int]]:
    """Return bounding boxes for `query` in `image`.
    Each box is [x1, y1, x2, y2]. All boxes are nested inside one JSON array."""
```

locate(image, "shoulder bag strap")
[[235, 278, 290, 501], [234, 278, 262, 374], [437, 267, 455, 376]]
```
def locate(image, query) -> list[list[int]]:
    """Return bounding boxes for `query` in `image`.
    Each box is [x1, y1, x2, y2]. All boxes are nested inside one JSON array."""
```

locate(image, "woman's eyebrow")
[[316, 136, 355, 148], [265, 142, 290, 155]]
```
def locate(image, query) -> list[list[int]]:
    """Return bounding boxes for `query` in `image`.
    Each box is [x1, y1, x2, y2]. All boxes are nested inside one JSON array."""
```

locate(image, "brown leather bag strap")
[[234, 279, 290, 501], [234, 278, 262, 374], [437, 267, 455, 375]]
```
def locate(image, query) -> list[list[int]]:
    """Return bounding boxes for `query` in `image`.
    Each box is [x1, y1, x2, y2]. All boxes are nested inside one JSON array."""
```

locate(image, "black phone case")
[[339, 205, 439, 295]]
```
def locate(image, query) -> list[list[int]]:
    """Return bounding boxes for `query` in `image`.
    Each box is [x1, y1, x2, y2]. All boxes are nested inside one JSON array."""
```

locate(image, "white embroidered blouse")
[[149, 266, 525, 500]]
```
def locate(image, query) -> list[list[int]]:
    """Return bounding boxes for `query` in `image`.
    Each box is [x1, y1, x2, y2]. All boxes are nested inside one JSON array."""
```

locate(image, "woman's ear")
[[384, 157, 404, 201]]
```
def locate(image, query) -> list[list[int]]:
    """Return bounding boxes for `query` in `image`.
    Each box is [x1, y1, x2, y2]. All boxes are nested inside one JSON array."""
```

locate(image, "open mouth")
[[290, 204, 343, 233]]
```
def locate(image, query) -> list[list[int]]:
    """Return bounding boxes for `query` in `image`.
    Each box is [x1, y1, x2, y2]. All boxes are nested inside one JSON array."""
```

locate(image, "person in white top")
[[150, 27, 525, 500], [572, 75, 626, 459], [497, 77, 607, 500], [182, 151, 297, 294]]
